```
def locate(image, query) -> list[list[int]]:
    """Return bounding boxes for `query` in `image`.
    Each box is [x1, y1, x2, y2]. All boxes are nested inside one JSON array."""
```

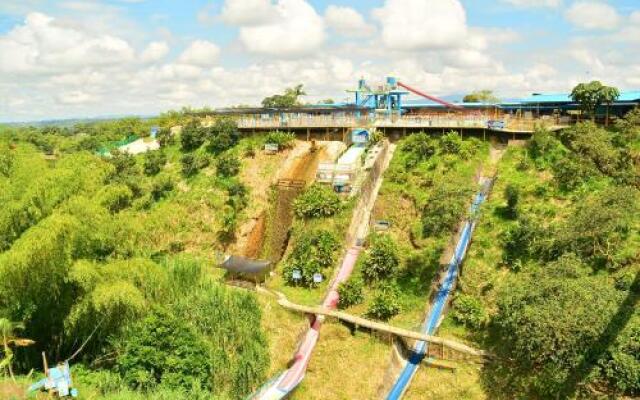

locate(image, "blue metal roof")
[[520, 91, 640, 104]]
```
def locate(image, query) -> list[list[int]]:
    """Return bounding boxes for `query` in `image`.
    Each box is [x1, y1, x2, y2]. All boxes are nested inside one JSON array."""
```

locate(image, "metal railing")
[[234, 114, 567, 132]]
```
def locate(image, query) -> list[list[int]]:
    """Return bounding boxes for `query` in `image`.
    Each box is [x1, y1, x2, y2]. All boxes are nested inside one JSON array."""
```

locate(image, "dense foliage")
[[282, 230, 339, 287], [0, 118, 271, 399], [265, 131, 295, 150], [337, 278, 364, 309], [366, 283, 401, 321], [479, 114, 640, 398], [361, 234, 400, 282], [293, 183, 342, 218]]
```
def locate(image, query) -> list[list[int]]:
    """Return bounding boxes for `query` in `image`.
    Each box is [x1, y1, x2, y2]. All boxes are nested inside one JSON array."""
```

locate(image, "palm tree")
[[600, 85, 620, 126], [0, 318, 34, 382]]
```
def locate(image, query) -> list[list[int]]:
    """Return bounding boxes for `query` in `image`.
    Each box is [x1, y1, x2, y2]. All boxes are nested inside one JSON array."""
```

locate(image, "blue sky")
[[0, 0, 639, 122]]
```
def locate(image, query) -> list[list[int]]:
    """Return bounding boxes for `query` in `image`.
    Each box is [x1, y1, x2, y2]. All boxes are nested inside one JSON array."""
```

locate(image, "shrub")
[[337, 278, 364, 309], [115, 307, 213, 391], [504, 184, 520, 219], [226, 180, 248, 211], [421, 184, 470, 237], [180, 120, 206, 151], [216, 152, 241, 177], [99, 184, 133, 213], [143, 151, 167, 176], [217, 208, 237, 244], [151, 175, 175, 201], [452, 294, 487, 329], [181, 153, 210, 177], [293, 184, 342, 218], [439, 131, 463, 155], [492, 273, 625, 398], [108, 150, 138, 180], [283, 230, 339, 287], [265, 131, 295, 150], [208, 117, 240, 153], [362, 234, 399, 282], [400, 132, 436, 168], [0, 147, 14, 177], [367, 283, 401, 321]]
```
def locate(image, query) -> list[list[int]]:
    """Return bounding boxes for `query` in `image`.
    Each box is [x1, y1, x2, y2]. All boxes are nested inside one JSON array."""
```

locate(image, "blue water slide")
[[386, 181, 491, 400]]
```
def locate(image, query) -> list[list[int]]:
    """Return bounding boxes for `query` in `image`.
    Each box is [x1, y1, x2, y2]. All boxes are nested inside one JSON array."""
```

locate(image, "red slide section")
[[397, 81, 465, 111]]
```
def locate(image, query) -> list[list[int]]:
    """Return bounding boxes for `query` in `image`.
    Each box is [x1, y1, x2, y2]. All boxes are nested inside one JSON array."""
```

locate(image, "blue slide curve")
[[386, 179, 492, 400]]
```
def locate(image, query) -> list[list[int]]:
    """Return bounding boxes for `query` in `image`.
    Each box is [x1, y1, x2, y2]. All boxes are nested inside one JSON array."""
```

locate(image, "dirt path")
[[255, 142, 328, 262]]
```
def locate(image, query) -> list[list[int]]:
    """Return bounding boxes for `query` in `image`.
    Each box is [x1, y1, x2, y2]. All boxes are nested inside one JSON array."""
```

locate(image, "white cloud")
[[140, 41, 169, 63], [372, 0, 467, 50], [324, 5, 374, 37], [57, 90, 98, 105], [565, 1, 620, 30], [502, 0, 561, 7], [178, 40, 220, 67], [0, 12, 134, 75], [220, 0, 278, 26], [227, 0, 325, 56]]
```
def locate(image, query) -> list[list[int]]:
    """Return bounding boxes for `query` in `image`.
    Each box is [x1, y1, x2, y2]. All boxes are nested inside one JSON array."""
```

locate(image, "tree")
[[180, 120, 206, 151], [337, 278, 364, 309], [362, 234, 400, 282], [491, 273, 625, 397], [570, 81, 620, 121], [261, 84, 306, 108], [207, 117, 240, 154], [463, 90, 499, 103], [115, 308, 213, 391], [215, 153, 241, 177], [601, 85, 621, 126], [293, 184, 342, 219], [504, 184, 520, 219], [283, 230, 339, 287], [0, 318, 34, 381], [367, 283, 401, 321], [143, 151, 167, 176]]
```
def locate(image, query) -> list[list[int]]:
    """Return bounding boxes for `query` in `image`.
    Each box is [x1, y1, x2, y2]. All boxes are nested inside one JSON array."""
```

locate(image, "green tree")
[[452, 294, 487, 329], [293, 184, 342, 219], [504, 184, 520, 219], [463, 90, 499, 103], [180, 120, 206, 151], [115, 308, 213, 391], [261, 84, 306, 108], [362, 234, 400, 282], [283, 230, 339, 287], [337, 278, 365, 309], [143, 151, 167, 176], [367, 283, 401, 321], [216, 153, 241, 177], [570, 81, 620, 121], [207, 117, 240, 154], [491, 273, 625, 397]]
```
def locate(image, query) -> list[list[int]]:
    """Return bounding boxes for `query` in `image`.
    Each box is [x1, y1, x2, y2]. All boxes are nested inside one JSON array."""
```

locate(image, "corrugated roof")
[[520, 91, 640, 104]]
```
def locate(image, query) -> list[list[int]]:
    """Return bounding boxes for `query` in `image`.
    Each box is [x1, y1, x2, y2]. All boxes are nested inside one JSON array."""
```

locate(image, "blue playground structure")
[[28, 353, 78, 398]]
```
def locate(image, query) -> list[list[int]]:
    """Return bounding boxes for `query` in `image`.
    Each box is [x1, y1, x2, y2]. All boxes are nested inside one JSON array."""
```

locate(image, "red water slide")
[[397, 81, 465, 111]]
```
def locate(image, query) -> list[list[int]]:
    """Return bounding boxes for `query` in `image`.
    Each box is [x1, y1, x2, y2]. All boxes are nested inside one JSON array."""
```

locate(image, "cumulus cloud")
[[372, 0, 467, 50], [324, 5, 374, 37], [565, 1, 620, 30], [0, 12, 135, 75], [178, 40, 220, 67], [223, 0, 326, 56], [220, 0, 278, 26], [140, 41, 169, 63], [502, 0, 561, 7]]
